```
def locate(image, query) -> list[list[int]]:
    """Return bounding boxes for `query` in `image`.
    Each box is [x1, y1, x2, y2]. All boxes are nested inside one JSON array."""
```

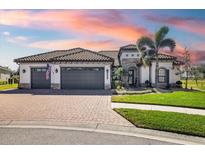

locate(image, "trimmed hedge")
[[0, 81, 8, 85]]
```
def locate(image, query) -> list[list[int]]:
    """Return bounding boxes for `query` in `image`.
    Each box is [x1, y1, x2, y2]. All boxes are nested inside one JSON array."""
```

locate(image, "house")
[[14, 44, 182, 89], [0, 66, 12, 81]]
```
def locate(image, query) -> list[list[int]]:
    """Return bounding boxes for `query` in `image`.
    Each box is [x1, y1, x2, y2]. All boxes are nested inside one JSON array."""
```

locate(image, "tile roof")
[[14, 48, 113, 63], [120, 44, 137, 50], [119, 44, 176, 60], [14, 45, 181, 66], [0, 66, 12, 73], [53, 49, 114, 62], [156, 53, 177, 60], [98, 50, 119, 66]]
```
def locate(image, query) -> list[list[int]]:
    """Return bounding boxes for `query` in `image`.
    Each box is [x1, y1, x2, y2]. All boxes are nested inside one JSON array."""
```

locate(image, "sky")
[[0, 9, 205, 70]]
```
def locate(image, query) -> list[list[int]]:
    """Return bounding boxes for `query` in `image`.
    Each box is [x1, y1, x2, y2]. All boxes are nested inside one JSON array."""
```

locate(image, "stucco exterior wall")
[[140, 66, 150, 84], [19, 62, 112, 89], [120, 52, 141, 62], [19, 63, 47, 88]]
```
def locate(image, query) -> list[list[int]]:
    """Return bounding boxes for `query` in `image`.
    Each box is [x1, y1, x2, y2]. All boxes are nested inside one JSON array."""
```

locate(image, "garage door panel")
[[61, 67, 104, 89], [31, 68, 50, 89]]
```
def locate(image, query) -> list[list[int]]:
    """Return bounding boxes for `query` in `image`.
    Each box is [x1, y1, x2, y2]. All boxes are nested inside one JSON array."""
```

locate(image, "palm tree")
[[137, 26, 176, 88], [137, 47, 153, 87]]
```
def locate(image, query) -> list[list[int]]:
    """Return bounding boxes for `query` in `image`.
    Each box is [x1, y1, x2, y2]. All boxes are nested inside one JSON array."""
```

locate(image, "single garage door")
[[31, 68, 51, 89], [61, 67, 104, 89]]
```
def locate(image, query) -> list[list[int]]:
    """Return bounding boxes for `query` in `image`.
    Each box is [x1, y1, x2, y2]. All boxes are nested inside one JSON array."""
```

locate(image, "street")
[[0, 128, 175, 145]]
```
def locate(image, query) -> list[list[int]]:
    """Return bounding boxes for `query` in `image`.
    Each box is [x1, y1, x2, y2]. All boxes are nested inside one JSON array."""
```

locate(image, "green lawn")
[[115, 109, 205, 137], [182, 80, 205, 91], [112, 91, 205, 109], [0, 84, 18, 91]]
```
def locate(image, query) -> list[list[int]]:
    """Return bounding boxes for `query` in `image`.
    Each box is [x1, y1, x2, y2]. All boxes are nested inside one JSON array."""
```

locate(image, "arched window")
[[158, 68, 167, 83]]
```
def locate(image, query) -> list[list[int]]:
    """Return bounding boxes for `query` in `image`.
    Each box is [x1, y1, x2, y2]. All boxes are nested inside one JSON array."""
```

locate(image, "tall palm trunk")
[[155, 54, 159, 88]]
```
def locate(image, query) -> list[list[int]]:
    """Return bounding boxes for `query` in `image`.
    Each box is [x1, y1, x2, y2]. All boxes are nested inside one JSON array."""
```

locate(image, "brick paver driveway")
[[0, 89, 132, 126]]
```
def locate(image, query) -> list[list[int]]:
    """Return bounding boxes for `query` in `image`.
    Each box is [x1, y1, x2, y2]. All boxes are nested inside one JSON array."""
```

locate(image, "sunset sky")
[[0, 9, 205, 70]]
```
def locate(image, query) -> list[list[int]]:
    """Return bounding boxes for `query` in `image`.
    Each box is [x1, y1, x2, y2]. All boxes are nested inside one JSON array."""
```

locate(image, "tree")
[[191, 67, 201, 86], [113, 67, 124, 89], [182, 48, 191, 89], [137, 26, 176, 88], [137, 46, 153, 87]]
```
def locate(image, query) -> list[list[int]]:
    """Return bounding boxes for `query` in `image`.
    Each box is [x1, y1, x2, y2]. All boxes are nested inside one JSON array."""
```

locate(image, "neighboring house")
[[14, 44, 182, 89], [0, 66, 12, 81]]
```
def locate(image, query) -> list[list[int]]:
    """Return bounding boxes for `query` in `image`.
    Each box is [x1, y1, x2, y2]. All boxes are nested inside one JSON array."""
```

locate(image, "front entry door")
[[128, 70, 134, 86]]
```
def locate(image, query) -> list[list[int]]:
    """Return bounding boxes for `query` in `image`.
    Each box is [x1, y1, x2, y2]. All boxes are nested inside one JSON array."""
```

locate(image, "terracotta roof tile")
[[98, 50, 119, 66], [14, 48, 113, 63], [53, 49, 113, 62]]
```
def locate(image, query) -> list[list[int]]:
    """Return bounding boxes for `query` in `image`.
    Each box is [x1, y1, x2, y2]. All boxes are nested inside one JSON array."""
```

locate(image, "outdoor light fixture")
[[55, 68, 58, 73], [106, 69, 109, 80], [22, 69, 26, 73]]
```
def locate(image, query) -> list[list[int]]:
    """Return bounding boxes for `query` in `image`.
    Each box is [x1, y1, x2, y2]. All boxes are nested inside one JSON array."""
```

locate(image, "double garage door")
[[61, 67, 104, 89], [31, 67, 104, 89]]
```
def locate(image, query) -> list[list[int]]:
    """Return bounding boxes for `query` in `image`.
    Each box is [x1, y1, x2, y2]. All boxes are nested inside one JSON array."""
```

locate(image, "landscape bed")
[[114, 108, 205, 137], [0, 84, 18, 91], [182, 80, 205, 91], [112, 91, 205, 109]]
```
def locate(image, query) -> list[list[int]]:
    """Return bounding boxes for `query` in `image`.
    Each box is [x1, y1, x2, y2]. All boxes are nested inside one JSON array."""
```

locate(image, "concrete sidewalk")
[[112, 103, 205, 116], [0, 120, 205, 144]]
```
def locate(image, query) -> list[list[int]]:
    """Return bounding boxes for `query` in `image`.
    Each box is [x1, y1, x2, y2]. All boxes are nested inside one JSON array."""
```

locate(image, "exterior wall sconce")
[[106, 69, 109, 80], [22, 69, 26, 73], [55, 68, 58, 73]]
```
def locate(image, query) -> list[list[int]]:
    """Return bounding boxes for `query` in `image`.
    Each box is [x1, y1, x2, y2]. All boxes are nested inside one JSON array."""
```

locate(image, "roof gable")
[[53, 49, 114, 62], [14, 48, 113, 63], [98, 50, 119, 66], [120, 44, 137, 50]]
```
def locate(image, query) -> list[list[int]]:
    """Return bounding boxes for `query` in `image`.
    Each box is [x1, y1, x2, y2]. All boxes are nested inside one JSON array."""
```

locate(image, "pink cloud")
[[0, 10, 151, 42], [160, 43, 205, 63], [29, 39, 121, 50], [145, 14, 205, 36]]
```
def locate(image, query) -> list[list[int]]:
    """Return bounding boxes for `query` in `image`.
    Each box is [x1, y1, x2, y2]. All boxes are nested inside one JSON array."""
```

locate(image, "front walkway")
[[112, 103, 205, 116]]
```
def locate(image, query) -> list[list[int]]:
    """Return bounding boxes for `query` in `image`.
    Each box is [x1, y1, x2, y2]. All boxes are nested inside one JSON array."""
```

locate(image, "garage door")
[[61, 67, 104, 89], [31, 68, 51, 89]]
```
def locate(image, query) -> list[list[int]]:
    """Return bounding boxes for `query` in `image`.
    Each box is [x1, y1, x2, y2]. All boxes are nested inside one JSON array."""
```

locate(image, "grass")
[[0, 84, 18, 91], [114, 108, 205, 137], [112, 91, 205, 109], [182, 80, 205, 91]]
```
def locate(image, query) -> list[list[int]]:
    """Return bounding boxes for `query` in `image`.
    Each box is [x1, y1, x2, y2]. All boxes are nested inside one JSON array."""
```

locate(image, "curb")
[[0, 120, 205, 145]]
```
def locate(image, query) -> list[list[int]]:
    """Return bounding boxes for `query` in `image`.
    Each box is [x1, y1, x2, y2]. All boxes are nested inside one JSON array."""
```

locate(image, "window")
[[126, 54, 129, 57], [131, 54, 134, 57], [158, 68, 166, 83], [33, 68, 47, 72]]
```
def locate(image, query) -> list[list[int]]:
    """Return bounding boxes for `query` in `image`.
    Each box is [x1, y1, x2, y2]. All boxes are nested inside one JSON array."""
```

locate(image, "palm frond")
[[155, 26, 169, 47], [159, 38, 176, 51], [137, 37, 155, 51]]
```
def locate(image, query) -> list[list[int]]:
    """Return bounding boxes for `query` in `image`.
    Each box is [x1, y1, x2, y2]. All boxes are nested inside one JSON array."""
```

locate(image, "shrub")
[[145, 80, 151, 88], [114, 80, 123, 90], [176, 80, 183, 88], [0, 81, 8, 85]]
